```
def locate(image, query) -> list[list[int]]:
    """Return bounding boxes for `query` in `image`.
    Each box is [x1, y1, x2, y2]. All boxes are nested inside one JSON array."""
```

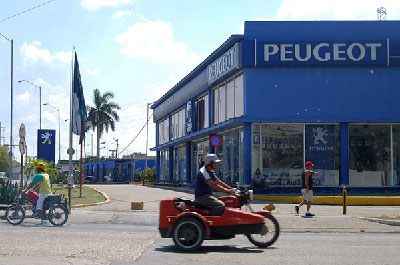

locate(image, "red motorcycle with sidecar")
[[159, 187, 280, 251]]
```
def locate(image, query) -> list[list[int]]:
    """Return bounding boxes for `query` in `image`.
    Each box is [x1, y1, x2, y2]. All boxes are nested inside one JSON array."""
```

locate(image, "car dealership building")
[[151, 21, 400, 193]]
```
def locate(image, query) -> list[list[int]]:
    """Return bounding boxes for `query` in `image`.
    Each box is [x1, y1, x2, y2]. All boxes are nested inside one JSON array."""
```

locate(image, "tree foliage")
[[0, 146, 9, 174], [26, 159, 60, 184], [86, 89, 121, 160]]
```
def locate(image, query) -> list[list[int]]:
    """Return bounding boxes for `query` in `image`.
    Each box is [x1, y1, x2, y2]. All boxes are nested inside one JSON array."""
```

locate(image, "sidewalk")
[[135, 184, 400, 232]]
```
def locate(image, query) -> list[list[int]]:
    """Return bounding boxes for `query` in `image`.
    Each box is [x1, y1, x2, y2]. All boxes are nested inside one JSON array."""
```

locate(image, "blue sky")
[[1, 0, 399, 161]]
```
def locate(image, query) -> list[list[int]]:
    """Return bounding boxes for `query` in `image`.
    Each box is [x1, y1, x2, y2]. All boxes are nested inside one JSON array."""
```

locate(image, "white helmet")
[[203, 154, 221, 165]]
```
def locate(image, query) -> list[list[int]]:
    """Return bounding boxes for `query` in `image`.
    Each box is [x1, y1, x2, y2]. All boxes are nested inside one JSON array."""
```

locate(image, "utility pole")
[[145, 102, 152, 169], [0, 122, 4, 145], [113, 138, 119, 158]]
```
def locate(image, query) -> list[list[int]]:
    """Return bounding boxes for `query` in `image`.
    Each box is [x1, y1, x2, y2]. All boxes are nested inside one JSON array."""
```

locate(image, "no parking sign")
[[210, 134, 222, 147]]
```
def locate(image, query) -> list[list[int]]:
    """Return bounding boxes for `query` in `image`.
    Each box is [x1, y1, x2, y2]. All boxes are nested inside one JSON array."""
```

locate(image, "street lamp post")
[[0, 33, 13, 179], [18, 80, 42, 129], [145, 102, 152, 169], [43, 103, 61, 163]]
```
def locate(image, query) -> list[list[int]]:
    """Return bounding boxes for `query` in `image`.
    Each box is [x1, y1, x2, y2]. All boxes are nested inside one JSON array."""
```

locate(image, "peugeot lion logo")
[[41, 132, 52, 144], [313, 127, 327, 145]]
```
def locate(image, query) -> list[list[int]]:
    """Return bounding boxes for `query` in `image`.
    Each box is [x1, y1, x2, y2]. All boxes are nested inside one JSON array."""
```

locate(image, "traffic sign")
[[19, 123, 26, 138], [19, 138, 26, 155], [67, 148, 75, 155], [210, 134, 222, 147]]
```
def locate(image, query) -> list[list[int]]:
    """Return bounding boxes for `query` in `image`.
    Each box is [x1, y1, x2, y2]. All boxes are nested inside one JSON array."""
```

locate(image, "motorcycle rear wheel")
[[48, 205, 68, 226], [247, 213, 280, 248], [5, 204, 25, 226]]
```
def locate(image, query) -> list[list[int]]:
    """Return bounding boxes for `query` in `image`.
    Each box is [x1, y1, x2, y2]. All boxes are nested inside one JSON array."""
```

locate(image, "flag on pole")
[[72, 52, 87, 142]]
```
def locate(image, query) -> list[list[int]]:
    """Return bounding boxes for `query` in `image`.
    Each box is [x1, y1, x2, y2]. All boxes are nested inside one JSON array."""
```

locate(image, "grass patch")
[[52, 185, 105, 207], [374, 216, 400, 221]]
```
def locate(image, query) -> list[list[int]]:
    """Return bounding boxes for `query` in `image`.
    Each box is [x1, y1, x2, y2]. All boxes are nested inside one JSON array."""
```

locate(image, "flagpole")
[[80, 119, 83, 198], [68, 46, 75, 209]]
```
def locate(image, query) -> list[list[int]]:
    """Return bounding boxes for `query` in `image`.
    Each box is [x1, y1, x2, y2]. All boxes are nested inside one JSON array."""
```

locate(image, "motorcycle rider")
[[23, 162, 52, 226], [194, 154, 235, 216]]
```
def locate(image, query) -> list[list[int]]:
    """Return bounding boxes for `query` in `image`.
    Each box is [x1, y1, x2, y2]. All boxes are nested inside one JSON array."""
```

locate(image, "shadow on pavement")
[[155, 244, 273, 254]]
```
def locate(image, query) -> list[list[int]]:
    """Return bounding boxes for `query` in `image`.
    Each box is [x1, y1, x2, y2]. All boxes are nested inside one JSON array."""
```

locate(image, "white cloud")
[[85, 67, 99, 75], [276, 0, 400, 20], [16, 91, 30, 104], [82, 0, 133, 11], [20, 42, 71, 66], [115, 20, 200, 64], [112, 10, 133, 19]]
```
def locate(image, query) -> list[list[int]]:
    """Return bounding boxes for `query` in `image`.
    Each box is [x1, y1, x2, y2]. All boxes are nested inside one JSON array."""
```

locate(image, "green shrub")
[[0, 178, 24, 204]]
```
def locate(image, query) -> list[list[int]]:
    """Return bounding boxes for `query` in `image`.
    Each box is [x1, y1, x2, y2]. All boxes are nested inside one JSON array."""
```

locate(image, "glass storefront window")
[[349, 124, 391, 186], [215, 128, 244, 185], [392, 125, 400, 186], [173, 146, 186, 183], [261, 124, 303, 186], [158, 118, 169, 145], [191, 139, 210, 182], [195, 93, 209, 131], [234, 74, 244, 117], [226, 80, 234, 120], [171, 108, 185, 140], [160, 150, 169, 182], [213, 73, 244, 125]]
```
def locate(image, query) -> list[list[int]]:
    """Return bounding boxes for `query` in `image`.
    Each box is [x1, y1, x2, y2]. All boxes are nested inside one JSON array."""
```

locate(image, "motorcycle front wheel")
[[247, 213, 280, 248], [48, 205, 68, 226], [5, 204, 25, 226]]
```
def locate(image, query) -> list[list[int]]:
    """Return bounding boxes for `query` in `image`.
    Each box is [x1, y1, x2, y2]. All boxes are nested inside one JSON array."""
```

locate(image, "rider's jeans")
[[195, 195, 225, 216], [36, 193, 51, 210]]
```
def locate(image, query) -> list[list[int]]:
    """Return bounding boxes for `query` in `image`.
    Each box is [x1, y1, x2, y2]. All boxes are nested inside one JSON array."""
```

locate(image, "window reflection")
[[349, 125, 390, 186]]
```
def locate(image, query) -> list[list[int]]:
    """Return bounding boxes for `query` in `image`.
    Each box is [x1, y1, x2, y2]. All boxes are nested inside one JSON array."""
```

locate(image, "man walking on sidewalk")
[[295, 161, 318, 217]]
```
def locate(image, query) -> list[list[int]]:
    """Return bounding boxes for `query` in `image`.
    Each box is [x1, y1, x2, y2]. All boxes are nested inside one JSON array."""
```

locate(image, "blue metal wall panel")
[[245, 67, 400, 123]]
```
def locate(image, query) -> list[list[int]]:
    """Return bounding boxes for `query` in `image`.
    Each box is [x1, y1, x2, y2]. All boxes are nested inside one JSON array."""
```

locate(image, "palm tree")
[[87, 89, 120, 161]]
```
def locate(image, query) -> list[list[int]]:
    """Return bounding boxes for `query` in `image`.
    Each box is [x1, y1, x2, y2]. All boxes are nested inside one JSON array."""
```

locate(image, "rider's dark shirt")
[[301, 170, 313, 190], [195, 166, 218, 200]]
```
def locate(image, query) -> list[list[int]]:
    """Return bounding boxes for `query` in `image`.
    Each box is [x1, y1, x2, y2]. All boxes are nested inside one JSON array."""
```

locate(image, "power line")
[[0, 0, 58, 24], [120, 113, 153, 155]]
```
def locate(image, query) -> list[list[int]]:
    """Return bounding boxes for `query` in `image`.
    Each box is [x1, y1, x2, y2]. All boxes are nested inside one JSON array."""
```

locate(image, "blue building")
[[151, 21, 400, 193], [84, 158, 156, 183]]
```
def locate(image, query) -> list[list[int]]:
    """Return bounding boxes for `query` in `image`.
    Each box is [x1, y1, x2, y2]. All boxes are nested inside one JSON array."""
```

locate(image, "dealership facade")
[[151, 21, 400, 192]]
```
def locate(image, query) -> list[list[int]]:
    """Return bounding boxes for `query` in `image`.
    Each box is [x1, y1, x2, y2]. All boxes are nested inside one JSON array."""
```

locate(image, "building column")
[[209, 135, 215, 154], [169, 146, 174, 183], [243, 122, 252, 185], [340, 123, 349, 185], [186, 141, 192, 184], [156, 151, 160, 182]]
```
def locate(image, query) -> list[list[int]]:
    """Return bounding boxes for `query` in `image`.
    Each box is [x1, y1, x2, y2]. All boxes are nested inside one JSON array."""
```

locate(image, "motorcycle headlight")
[[248, 190, 254, 201]]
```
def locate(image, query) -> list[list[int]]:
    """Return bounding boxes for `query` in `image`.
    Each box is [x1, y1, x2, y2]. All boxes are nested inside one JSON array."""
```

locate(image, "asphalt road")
[[0, 184, 399, 265]]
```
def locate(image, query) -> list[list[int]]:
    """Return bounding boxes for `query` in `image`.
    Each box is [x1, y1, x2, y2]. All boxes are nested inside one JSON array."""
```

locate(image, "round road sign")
[[210, 134, 222, 147], [19, 123, 26, 138]]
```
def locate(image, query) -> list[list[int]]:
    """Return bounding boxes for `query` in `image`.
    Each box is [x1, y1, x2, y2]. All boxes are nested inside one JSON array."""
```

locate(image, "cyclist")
[[24, 162, 52, 226]]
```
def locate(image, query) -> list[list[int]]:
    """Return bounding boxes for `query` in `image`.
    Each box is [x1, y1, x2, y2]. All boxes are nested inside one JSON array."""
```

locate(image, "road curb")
[[71, 185, 111, 208], [363, 217, 400, 226]]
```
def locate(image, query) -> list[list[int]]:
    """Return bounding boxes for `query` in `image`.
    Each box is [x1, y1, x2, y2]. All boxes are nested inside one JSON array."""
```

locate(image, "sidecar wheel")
[[247, 213, 280, 248], [5, 204, 25, 226], [172, 218, 204, 251]]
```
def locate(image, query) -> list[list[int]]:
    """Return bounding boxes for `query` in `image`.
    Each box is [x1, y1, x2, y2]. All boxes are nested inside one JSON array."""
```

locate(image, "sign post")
[[19, 123, 26, 189]]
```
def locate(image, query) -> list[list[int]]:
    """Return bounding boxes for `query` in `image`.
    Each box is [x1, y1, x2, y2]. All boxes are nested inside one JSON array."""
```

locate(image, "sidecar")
[[159, 197, 276, 251]]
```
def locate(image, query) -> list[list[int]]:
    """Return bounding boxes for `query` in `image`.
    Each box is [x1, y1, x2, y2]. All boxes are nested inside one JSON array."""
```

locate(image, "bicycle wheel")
[[48, 205, 68, 226], [5, 204, 25, 226]]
